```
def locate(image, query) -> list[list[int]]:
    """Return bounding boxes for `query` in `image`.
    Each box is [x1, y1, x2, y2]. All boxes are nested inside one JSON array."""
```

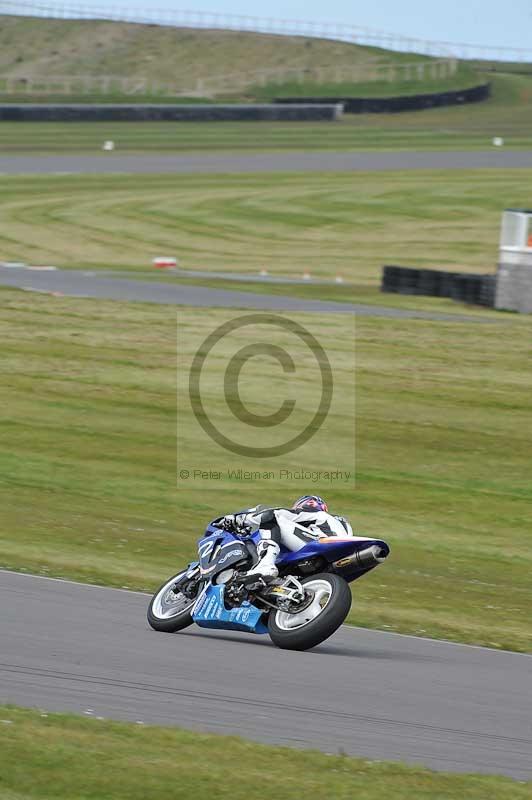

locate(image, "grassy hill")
[[0, 15, 479, 101]]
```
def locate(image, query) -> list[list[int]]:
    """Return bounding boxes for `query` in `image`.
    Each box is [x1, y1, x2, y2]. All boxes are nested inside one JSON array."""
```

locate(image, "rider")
[[217, 495, 353, 582]]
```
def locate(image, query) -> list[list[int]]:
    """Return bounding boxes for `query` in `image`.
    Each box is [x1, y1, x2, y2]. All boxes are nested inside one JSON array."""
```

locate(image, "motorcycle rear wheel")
[[147, 571, 199, 633], [268, 573, 351, 651]]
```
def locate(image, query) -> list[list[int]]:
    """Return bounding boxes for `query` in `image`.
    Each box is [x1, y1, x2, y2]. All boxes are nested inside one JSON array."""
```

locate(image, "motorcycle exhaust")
[[333, 544, 388, 570]]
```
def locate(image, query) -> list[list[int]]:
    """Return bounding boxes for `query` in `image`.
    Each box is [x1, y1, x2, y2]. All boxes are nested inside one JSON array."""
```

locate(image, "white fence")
[[202, 59, 459, 94], [1, 0, 531, 63], [0, 59, 459, 98]]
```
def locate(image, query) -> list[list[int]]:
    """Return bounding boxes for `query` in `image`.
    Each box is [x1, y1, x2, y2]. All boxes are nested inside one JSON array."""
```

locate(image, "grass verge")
[[250, 66, 479, 101], [133, 273, 501, 317], [1, 170, 531, 284], [0, 289, 531, 652], [0, 705, 530, 800], [0, 74, 531, 152]]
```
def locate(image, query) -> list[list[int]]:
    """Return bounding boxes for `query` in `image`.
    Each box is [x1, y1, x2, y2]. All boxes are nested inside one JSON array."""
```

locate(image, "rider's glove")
[[234, 513, 253, 536], [221, 513, 253, 536], [221, 514, 237, 531]]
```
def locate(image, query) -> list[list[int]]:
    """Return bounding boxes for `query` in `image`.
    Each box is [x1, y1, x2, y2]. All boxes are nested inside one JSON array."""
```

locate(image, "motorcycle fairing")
[[198, 525, 389, 584], [192, 584, 268, 634], [197, 531, 250, 578], [276, 536, 390, 581]]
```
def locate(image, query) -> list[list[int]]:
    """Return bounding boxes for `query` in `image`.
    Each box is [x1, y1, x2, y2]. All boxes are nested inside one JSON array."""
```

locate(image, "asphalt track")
[[1, 571, 531, 780], [1, 150, 532, 175], [0, 266, 492, 321]]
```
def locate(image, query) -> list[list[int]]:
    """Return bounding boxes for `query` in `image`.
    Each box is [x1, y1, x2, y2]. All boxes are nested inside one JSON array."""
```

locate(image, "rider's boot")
[[244, 540, 280, 582]]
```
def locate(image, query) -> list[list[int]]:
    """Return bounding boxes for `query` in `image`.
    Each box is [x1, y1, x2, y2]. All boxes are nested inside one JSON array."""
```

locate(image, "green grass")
[[471, 60, 532, 75], [1, 705, 530, 800], [250, 65, 479, 101], [1, 170, 531, 285], [1, 289, 531, 652], [0, 76, 481, 104], [1, 73, 531, 152]]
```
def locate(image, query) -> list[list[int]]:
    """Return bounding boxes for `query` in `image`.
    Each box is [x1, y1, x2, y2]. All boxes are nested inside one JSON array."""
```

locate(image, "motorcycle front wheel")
[[268, 573, 351, 651], [147, 570, 200, 633]]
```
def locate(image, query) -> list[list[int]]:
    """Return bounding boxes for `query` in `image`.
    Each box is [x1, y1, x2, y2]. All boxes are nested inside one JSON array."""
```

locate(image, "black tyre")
[[147, 571, 200, 633], [268, 573, 351, 651]]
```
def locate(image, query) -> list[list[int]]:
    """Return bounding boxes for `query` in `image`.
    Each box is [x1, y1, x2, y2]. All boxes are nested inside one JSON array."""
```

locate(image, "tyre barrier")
[[381, 265, 496, 307], [275, 83, 490, 114], [0, 103, 342, 122]]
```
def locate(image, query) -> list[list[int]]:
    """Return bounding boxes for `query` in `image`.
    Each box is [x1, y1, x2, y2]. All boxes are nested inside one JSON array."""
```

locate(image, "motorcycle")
[[147, 515, 390, 651]]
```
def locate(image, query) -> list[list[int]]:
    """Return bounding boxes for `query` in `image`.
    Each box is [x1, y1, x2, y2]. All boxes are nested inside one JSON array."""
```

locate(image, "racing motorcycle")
[[147, 513, 390, 651]]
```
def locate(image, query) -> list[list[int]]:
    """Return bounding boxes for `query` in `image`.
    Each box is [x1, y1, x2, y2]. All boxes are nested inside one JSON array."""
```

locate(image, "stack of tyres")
[[450, 275, 467, 303], [480, 275, 496, 307], [418, 269, 440, 296], [398, 268, 421, 295], [381, 266, 496, 308], [382, 265, 426, 295], [469, 276, 483, 304], [469, 276, 484, 304], [381, 266, 402, 292], [450, 274, 467, 302], [451, 274, 487, 305], [439, 272, 460, 299], [430, 270, 444, 298]]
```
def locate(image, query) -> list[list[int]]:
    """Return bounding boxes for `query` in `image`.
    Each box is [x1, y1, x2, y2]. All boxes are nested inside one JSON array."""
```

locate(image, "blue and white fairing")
[[196, 526, 250, 579], [198, 520, 389, 583], [193, 525, 269, 634], [191, 521, 390, 635], [276, 535, 390, 582], [193, 584, 268, 634]]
